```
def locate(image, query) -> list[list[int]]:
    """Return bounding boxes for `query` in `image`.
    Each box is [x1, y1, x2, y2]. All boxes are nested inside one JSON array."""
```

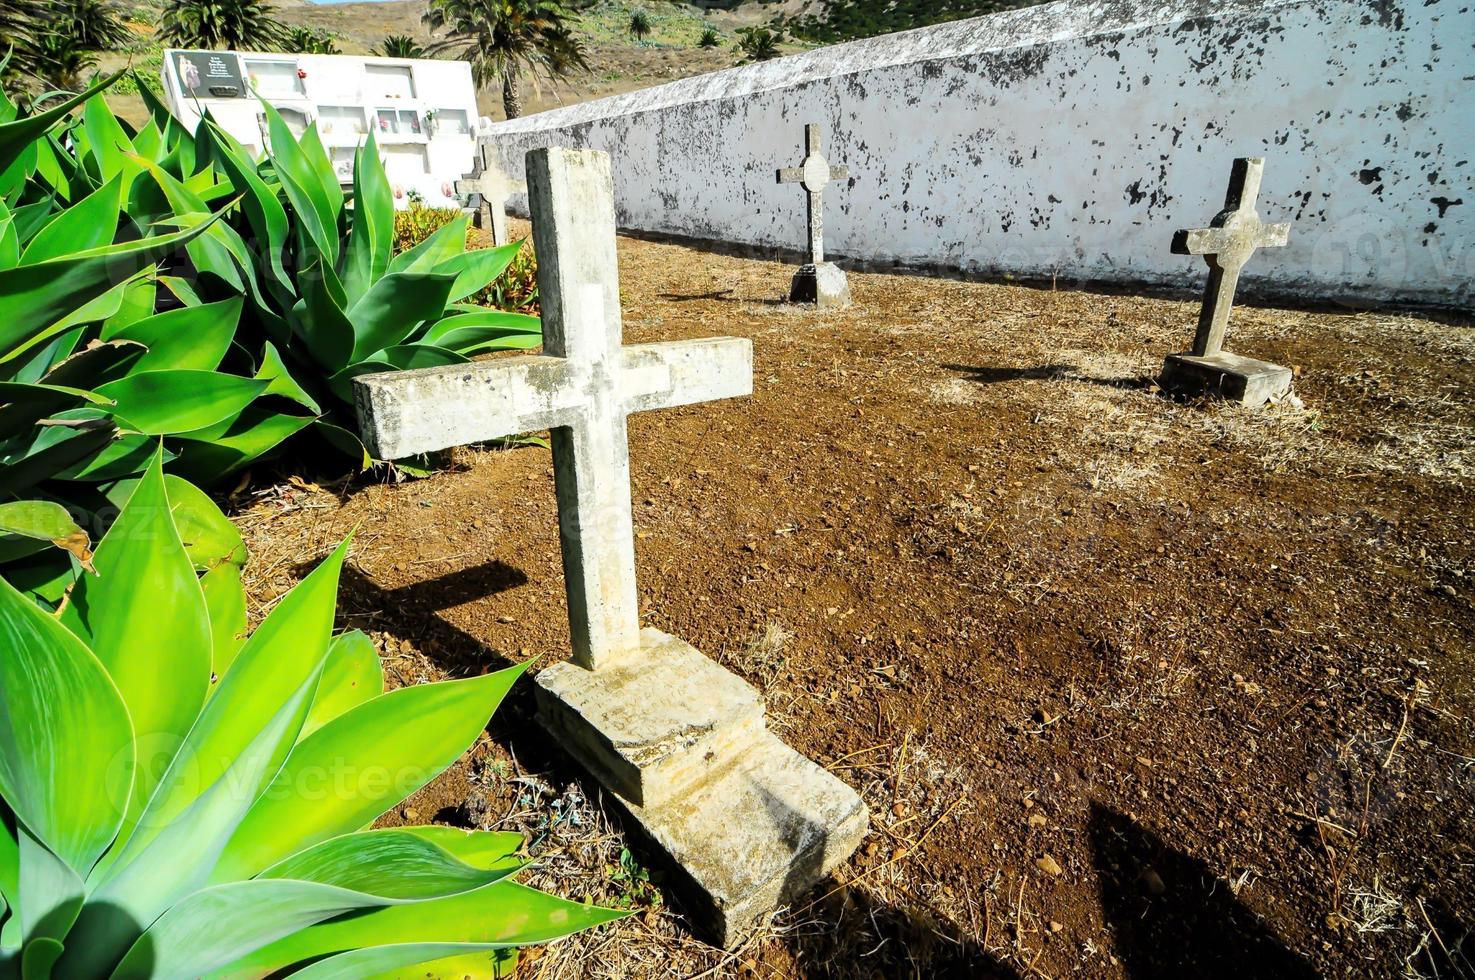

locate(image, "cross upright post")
[[775, 122, 853, 308], [1159, 157, 1295, 408], [355, 147, 867, 944]]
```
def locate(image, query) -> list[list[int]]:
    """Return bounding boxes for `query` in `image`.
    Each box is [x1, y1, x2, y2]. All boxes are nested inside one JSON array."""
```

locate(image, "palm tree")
[[423, 0, 588, 120], [28, 32, 98, 89], [376, 33, 425, 58], [735, 25, 781, 62], [158, 0, 288, 51], [57, 0, 133, 51], [1, 0, 60, 85], [628, 10, 650, 41]]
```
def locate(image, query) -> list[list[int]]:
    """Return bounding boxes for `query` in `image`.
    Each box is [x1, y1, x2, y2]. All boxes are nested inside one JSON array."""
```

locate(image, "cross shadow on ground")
[[335, 560, 528, 674], [1088, 801, 1317, 979], [943, 362, 1155, 391]]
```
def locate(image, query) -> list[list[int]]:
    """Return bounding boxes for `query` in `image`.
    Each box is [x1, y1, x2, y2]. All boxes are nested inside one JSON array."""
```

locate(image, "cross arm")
[[353, 355, 575, 460], [776, 167, 805, 184], [1172, 226, 1233, 256], [1257, 222, 1291, 248], [622, 337, 753, 414], [829, 165, 850, 181]]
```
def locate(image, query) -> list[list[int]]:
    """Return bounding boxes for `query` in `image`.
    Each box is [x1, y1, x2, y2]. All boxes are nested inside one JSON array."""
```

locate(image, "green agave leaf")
[[164, 474, 245, 570], [16, 829, 82, 945], [0, 72, 122, 178], [211, 663, 530, 883], [1, 811, 18, 912], [101, 276, 157, 335], [328, 343, 467, 404], [388, 215, 469, 276], [346, 272, 457, 364], [312, 420, 370, 469], [79, 93, 139, 191], [0, 502, 86, 557], [130, 157, 245, 294], [361, 948, 516, 980], [390, 828, 525, 870], [18, 174, 121, 266], [19, 936, 62, 980], [254, 341, 320, 413], [339, 132, 392, 307], [95, 370, 267, 437], [259, 828, 519, 900], [37, 339, 144, 391], [52, 432, 159, 484], [261, 103, 338, 269], [299, 124, 344, 217], [0, 201, 17, 270], [0, 383, 112, 441], [68, 661, 326, 978], [167, 409, 316, 482], [106, 539, 350, 872], [0, 206, 224, 366], [201, 563, 247, 682], [56, 452, 209, 838], [7, 202, 57, 249], [295, 260, 356, 373], [0, 422, 116, 498], [213, 881, 626, 980], [420, 310, 541, 347], [437, 242, 521, 303], [198, 122, 292, 300], [0, 574, 132, 874], [105, 297, 242, 373], [303, 631, 383, 740], [111, 879, 393, 980]]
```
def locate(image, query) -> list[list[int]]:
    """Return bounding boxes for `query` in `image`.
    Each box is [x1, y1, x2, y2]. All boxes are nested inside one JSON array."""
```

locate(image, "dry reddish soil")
[[237, 224, 1475, 979]]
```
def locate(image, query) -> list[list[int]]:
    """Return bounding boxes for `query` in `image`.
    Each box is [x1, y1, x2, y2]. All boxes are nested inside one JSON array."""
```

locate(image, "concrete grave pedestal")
[[1160, 157, 1294, 408], [535, 629, 868, 942], [789, 262, 852, 309], [355, 146, 867, 947]]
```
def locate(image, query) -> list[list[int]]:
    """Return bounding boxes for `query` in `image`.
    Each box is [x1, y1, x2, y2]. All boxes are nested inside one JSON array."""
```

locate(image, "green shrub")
[[698, 25, 719, 48], [393, 203, 461, 254], [735, 25, 782, 61], [0, 450, 623, 977], [629, 9, 651, 39]]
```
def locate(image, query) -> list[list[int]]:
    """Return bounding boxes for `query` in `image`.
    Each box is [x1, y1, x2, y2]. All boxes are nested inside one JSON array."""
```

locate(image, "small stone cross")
[[356, 148, 752, 670], [776, 123, 849, 265], [454, 143, 511, 246], [1172, 157, 1291, 357]]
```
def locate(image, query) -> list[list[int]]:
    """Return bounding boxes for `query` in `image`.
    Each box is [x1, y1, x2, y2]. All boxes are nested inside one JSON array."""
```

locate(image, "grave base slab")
[[789, 262, 852, 309], [533, 629, 868, 947], [1159, 350, 1292, 407]]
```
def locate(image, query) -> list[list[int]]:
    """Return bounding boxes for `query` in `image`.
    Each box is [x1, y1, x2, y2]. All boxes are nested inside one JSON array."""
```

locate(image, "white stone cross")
[[355, 148, 753, 670], [1173, 157, 1291, 357], [454, 143, 512, 246], [775, 123, 849, 265]]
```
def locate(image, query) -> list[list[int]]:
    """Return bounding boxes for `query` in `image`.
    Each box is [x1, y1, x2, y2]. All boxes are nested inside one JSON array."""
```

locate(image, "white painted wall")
[[483, 0, 1471, 307]]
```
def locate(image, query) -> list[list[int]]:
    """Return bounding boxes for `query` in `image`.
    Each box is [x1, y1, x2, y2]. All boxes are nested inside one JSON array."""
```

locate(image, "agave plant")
[[0, 452, 622, 977], [205, 98, 544, 412], [1, 74, 542, 581]]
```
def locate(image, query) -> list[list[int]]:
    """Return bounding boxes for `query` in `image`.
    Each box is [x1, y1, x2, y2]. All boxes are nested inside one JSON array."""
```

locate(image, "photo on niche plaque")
[[171, 51, 246, 99]]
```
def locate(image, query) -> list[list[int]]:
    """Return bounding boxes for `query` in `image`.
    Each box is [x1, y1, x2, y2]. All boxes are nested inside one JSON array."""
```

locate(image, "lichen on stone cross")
[[775, 123, 850, 265], [354, 147, 753, 671], [1172, 157, 1292, 357]]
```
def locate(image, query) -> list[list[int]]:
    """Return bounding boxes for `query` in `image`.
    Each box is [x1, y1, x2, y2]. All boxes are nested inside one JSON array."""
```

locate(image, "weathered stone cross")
[[355, 146, 866, 946], [359, 148, 752, 669], [1160, 157, 1295, 407], [775, 123, 853, 308], [454, 143, 513, 246], [1172, 156, 1291, 357], [776, 123, 849, 266]]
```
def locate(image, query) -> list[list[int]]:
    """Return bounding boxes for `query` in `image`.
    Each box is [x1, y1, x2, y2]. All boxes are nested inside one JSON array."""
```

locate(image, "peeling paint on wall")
[[484, 0, 1473, 306]]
